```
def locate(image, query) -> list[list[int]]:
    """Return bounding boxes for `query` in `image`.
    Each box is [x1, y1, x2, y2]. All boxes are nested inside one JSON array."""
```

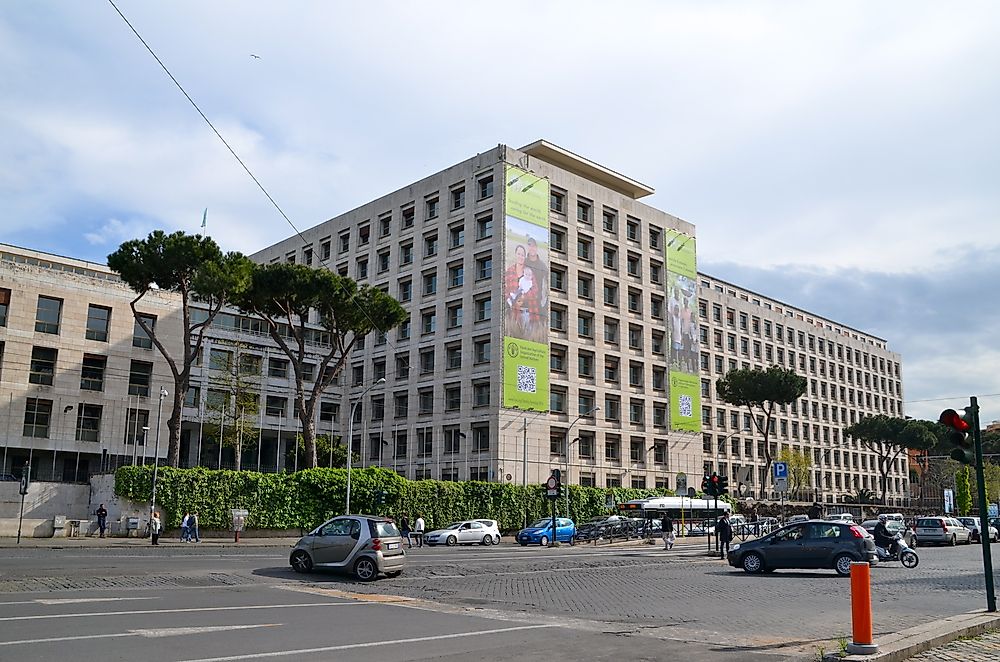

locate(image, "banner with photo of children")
[[501, 164, 550, 412], [665, 229, 701, 433]]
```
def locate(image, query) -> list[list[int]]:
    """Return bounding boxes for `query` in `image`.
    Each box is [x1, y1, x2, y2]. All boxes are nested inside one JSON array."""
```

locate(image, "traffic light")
[[717, 475, 730, 497], [940, 408, 975, 465], [709, 472, 721, 497], [550, 468, 562, 487], [701, 474, 712, 496]]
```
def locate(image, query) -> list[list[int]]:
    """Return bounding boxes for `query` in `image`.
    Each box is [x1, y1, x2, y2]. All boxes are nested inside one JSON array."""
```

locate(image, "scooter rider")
[[873, 514, 897, 556]]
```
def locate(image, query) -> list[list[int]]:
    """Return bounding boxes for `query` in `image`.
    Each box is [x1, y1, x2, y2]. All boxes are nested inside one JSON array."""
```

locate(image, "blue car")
[[516, 518, 576, 546]]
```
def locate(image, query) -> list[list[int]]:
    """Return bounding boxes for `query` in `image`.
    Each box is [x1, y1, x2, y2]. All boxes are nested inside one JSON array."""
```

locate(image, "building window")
[[424, 233, 438, 257], [605, 436, 621, 461], [474, 337, 491, 363], [629, 399, 645, 425], [265, 396, 286, 417], [209, 348, 233, 372], [418, 388, 434, 414], [476, 255, 493, 280], [85, 304, 112, 342], [604, 318, 619, 345], [551, 346, 566, 372], [578, 274, 593, 300], [579, 433, 595, 459], [0, 288, 9, 326], [80, 354, 107, 391], [423, 271, 437, 296], [23, 398, 53, 438], [577, 199, 593, 224], [445, 385, 462, 412], [602, 208, 618, 233], [132, 314, 156, 349], [475, 297, 492, 322], [472, 425, 490, 453], [626, 217, 640, 242], [377, 250, 391, 273], [578, 351, 595, 378], [35, 296, 63, 334], [400, 242, 413, 266], [426, 197, 439, 220], [417, 427, 433, 457], [550, 306, 566, 331], [339, 233, 350, 253], [451, 187, 465, 210], [321, 239, 331, 260], [448, 263, 464, 288], [603, 244, 618, 270], [478, 176, 494, 200], [399, 279, 412, 303], [125, 408, 150, 445], [604, 396, 620, 421], [447, 303, 463, 328], [550, 226, 566, 252], [578, 312, 593, 338], [402, 206, 415, 229], [460, 381, 485, 411], [29, 346, 57, 386], [398, 318, 411, 340], [550, 190, 565, 213], [379, 214, 392, 238], [419, 348, 435, 373], [446, 344, 462, 370], [393, 429, 408, 458], [476, 213, 493, 240], [128, 360, 154, 397], [550, 389, 567, 413], [184, 386, 200, 408], [577, 237, 593, 262], [268, 358, 288, 378], [75, 404, 103, 442], [421, 310, 436, 335], [551, 267, 566, 292], [449, 224, 465, 248]]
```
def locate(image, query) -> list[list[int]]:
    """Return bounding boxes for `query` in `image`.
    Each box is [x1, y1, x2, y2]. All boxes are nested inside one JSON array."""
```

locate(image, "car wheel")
[[569, 535, 576, 546], [290, 550, 313, 574], [539, 535, 549, 547], [482, 535, 492, 546], [742, 552, 764, 574], [495, 535, 501, 545], [901, 551, 919, 569], [950, 535, 957, 546], [834, 554, 854, 577], [353, 557, 378, 582], [446, 535, 457, 547]]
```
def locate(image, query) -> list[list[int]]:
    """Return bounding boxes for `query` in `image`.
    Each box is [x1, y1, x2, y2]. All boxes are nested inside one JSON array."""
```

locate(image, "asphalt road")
[[0, 538, 997, 661]]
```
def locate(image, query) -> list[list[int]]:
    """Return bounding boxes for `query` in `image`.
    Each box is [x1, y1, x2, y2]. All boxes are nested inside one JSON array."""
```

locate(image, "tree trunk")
[[234, 423, 242, 472], [298, 406, 317, 468], [167, 393, 183, 467]]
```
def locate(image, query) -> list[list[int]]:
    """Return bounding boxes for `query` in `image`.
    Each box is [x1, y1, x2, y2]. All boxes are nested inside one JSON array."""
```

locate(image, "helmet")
[[878, 514, 888, 522]]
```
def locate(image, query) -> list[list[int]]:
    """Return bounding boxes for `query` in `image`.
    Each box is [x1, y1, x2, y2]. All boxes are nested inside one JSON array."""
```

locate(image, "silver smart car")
[[290, 515, 405, 581]]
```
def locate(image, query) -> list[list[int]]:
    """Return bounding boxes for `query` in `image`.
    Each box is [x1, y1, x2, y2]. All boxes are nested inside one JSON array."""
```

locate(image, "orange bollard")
[[846, 561, 879, 655]]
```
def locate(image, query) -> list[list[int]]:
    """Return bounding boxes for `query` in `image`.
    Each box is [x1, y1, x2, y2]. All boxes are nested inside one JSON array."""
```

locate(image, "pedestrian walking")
[[399, 514, 412, 549], [150, 511, 162, 546], [95, 503, 108, 538], [662, 515, 675, 550], [414, 513, 425, 548], [716, 512, 733, 559], [808, 502, 823, 520], [181, 512, 191, 542], [189, 512, 200, 542]]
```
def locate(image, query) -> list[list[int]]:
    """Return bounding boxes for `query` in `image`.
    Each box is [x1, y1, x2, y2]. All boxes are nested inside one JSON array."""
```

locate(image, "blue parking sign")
[[773, 462, 788, 479]]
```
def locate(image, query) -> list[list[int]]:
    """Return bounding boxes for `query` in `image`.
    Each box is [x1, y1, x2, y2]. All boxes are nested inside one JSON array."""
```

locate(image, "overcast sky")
[[2, 2, 998, 424]]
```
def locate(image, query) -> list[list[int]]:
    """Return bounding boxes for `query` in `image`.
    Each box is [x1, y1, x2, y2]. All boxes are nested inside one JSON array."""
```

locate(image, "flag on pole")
[[201, 208, 207, 232]]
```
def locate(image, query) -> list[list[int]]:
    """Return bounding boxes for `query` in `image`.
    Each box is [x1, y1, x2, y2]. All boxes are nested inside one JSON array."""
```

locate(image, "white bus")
[[620, 496, 733, 535]]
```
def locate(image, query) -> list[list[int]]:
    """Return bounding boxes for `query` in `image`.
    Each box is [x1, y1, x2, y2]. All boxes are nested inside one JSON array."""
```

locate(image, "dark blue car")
[[516, 518, 576, 546]]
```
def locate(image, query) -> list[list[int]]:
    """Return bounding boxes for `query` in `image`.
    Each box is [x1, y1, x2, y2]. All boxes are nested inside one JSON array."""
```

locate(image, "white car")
[[828, 513, 857, 525], [423, 519, 502, 546]]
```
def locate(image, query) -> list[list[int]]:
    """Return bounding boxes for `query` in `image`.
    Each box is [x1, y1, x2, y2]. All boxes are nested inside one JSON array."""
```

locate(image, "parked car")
[[290, 515, 405, 581], [957, 517, 999, 543], [914, 516, 973, 546], [474, 519, 503, 545], [860, 519, 918, 548], [786, 514, 810, 525], [517, 518, 575, 546], [728, 521, 878, 576], [424, 520, 501, 546]]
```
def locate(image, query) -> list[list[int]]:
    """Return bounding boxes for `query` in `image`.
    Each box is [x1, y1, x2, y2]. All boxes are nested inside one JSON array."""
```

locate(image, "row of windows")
[[350, 424, 491, 461], [700, 299, 899, 376], [22, 397, 151, 444], [0, 290, 156, 347], [548, 190, 665, 255]]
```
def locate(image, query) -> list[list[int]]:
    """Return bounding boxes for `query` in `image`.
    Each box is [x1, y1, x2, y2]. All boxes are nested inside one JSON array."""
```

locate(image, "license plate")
[[386, 542, 399, 550]]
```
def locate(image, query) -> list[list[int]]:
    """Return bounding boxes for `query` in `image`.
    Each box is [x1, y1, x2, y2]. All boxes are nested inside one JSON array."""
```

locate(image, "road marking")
[[0, 597, 156, 606], [179, 624, 559, 661], [0, 602, 365, 622], [0, 624, 279, 647]]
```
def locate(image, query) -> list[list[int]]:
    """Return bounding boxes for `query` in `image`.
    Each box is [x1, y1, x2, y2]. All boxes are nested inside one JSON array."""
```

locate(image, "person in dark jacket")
[[399, 515, 412, 549], [716, 512, 734, 559], [95, 504, 108, 538], [808, 503, 823, 520], [661, 516, 675, 550]]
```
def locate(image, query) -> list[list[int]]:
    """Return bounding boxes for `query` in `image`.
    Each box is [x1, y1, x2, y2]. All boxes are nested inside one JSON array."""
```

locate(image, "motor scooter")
[[876, 532, 919, 568]]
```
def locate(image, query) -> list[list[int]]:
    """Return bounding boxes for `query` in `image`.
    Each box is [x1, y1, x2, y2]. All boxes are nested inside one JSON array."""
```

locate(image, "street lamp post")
[[565, 406, 600, 520], [149, 388, 168, 536], [345, 377, 386, 515]]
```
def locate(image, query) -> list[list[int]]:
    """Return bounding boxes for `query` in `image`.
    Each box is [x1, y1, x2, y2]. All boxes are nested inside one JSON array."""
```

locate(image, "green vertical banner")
[[502, 165, 550, 411], [666, 229, 700, 432]]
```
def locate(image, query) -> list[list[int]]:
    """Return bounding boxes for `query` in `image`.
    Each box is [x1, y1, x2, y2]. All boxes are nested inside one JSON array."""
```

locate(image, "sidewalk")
[[0, 535, 299, 549], [904, 628, 1000, 660]]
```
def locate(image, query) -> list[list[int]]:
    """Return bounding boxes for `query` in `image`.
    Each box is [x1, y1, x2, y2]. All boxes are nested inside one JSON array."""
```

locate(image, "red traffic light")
[[939, 409, 971, 432]]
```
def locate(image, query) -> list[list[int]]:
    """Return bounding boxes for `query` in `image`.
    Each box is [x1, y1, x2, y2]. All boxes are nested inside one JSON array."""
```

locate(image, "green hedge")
[[115, 466, 673, 532]]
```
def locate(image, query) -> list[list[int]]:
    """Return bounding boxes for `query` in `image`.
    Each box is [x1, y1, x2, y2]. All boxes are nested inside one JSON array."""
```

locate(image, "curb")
[[824, 611, 1000, 662]]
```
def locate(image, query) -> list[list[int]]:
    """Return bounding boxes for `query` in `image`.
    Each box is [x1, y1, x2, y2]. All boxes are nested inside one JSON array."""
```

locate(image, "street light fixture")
[[716, 426, 752, 481], [149, 388, 168, 535], [345, 377, 386, 515], [565, 405, 600, 519]]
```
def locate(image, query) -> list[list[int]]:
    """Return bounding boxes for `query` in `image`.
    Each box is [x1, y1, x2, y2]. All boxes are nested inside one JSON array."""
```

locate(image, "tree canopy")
[[844, 415, 936, 505], [108, 230, 251, 466], [716, 366, 807, 498], [234, 262, 407, 468]]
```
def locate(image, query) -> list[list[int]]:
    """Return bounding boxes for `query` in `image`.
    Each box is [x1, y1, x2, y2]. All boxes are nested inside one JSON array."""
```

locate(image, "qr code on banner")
[[516, 365, 537, 393], [678, 394, 693, 418]]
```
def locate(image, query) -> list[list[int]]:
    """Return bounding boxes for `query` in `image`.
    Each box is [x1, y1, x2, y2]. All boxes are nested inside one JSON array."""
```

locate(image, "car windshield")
[[529, 519, 552, 528], [917, 518, 941, 527], [444, 522, 464, 530]]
